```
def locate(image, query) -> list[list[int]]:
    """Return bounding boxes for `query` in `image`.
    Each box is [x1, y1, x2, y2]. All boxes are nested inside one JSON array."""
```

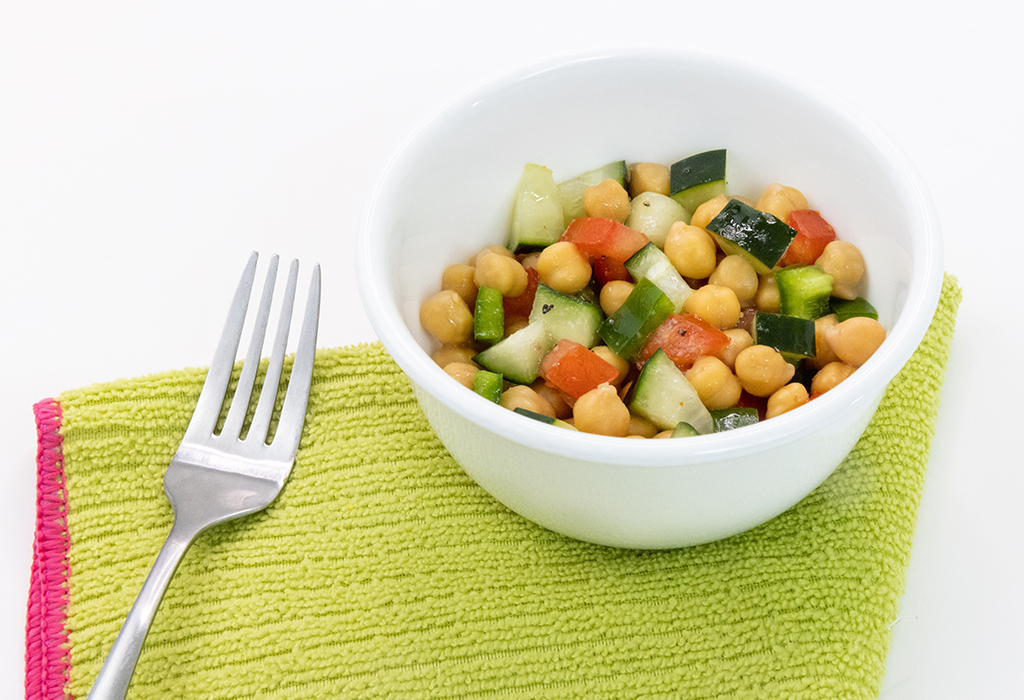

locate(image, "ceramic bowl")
[[356, 49, 943, 549]]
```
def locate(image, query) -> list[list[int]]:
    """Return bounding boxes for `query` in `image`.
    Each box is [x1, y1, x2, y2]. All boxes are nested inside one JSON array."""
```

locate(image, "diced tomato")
[[781, 209, 838, 267], [539, 339, 620, 400], [736, 391, 768, 421], [634, 313, 730, 371], [592, 255, 632, 286], [503, 267, 539, 318], [560, 217, 649, 263]]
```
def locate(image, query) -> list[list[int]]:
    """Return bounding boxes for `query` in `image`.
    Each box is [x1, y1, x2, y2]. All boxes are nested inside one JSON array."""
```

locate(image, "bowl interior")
[[359, 49, 942, 463]]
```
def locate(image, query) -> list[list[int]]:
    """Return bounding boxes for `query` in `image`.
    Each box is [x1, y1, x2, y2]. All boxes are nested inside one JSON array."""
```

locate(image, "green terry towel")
[[27, 275, 961, 700]]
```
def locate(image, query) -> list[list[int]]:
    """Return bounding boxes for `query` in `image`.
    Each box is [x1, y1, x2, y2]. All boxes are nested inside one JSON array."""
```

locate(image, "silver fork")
[[87, 252, 321, 700]]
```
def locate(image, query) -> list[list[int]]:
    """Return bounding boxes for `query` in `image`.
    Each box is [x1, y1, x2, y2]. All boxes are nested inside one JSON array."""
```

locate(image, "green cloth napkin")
[[31, 275, 960, 700]]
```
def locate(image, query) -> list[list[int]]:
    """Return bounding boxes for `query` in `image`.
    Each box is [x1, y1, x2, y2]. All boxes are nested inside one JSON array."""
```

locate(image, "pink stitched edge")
[[26, 399, 72, 700]]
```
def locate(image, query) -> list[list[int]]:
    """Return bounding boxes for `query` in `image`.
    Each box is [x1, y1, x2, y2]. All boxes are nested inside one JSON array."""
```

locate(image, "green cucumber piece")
[[830, 296, 879, 322], [473, 370, 503, 403], [710, 407, 759, 432], [629, 348, 713, 433], [776, 265, 834, 320], [753, 311, 816, 359], [705, 199, 798, 275], [473, 321, 555, 385], [508, 163, 565, 253], [473, 286, 505, 344], [671, 422, 700, 438], [513, 407, 578, 430], [557, 160, 628, 227], [624, 191, 690, 246], [598, 277, 674, 359], [624, 242, 693, 313], [529, 283, 604, 347], [670, 149, 727, 213]]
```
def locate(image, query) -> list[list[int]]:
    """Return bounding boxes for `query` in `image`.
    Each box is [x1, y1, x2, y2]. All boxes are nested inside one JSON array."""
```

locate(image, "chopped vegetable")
[[781, 209, 838, 267], [539, 339, 620, 400], [598, 278, 674, 359], [560, 217, 649, 263], [634, 313, 730, 371], [706, 199, 798, 275]]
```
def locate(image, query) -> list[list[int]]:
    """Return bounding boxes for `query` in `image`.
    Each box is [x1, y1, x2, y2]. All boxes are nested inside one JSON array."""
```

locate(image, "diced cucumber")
[[710, 407, 759, 432], [670, 149, 727, 214], [557, 160, 628, 227], [671, 422, 700, 438], [753, 312, 816, 359], [598, 277, 674, 359], [473, 286, 505, 344], [629, 348, 713, 433], [624, 242, 693, 313], [473, 320, 555, 385], [624, 192, 690, 247], [529, 283, 604, 347], [776, 265, 834, 320], [830, 296, 879, 322], [513, 407, 578, 430], [705, 199, 798, 275], [508, 163, 565, 253], [473, 370, 503, 403]]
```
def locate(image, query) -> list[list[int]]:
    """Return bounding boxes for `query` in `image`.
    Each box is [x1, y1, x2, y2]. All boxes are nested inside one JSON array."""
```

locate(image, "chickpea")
[[627, 414, 660, 438], [627, 162, 671, 198], [689, 194, 729, 229], [501, 385, 556, 417], [811, 361, 856, 394], [682, 284, 741, 330], [431, 344, 478, 368], [709, 255, 758, 305], [441, 263, 478, 307], [665, 222, 718, 279], [756, 183, 808, 223], [825, 316, 886, 367], [592, 345, 630, 385], [652, 429, 675, 439], [715, 328, 754, 371], [816, 240, 865, 300], [810, 314, 840, 369], [443, 362, 478, 389], [531, 380, 573, 419], [734, 345, 796, 397], [600, 280, 635, 316], [583, 179, 631, 223], [685, 356, 743, 410], [468, 244, 514, 266], [766, 383, 809, 419], [420, 290, 474, 344], [536, 241, 592, 295], [755, 274, 781, 314], [474, 252, 529, 297], [573, 383, 630, 437]]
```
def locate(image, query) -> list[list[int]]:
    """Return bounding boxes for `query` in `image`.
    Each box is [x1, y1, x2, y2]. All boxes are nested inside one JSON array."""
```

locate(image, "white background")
[[2, 2, 1022, 698]]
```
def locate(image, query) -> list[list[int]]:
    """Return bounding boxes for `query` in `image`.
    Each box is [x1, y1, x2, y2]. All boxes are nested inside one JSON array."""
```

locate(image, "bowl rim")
[[356, 47, 944, 468]]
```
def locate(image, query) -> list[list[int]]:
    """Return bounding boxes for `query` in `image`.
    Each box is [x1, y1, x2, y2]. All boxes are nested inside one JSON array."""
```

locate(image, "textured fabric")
[[27, 275, 960, 700]]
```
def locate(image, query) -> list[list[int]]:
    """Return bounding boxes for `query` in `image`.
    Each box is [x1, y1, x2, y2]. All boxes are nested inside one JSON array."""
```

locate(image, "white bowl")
[[356, 49, 943, 549]]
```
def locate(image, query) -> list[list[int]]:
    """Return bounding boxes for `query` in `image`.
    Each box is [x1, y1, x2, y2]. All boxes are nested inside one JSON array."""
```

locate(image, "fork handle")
[[87, 518, 204, 700]]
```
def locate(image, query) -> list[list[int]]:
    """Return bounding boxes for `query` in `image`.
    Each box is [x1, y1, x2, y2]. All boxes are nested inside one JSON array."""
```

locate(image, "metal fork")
[[87, 252, 321, 700]]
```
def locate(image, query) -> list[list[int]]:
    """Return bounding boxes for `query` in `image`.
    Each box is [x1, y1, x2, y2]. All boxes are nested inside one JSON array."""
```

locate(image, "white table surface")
[[2, 2, 1022, 698]]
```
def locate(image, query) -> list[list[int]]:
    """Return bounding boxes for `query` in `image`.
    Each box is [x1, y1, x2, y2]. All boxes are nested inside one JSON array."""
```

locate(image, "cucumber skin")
[[705, 199, 798, 275], [710, 408, 760, 432], [670, 150, 727, 214], [508, 163, 565, 253], [753, 312, 817, 359], [598, 278, 674, 359]]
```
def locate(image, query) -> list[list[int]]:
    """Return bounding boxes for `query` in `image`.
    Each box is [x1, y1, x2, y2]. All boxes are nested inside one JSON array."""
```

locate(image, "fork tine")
[[220, 254, 280, 439], [269, 263, 320, 458], [184, 252, 259, 442], [247, 258, 299, 445]]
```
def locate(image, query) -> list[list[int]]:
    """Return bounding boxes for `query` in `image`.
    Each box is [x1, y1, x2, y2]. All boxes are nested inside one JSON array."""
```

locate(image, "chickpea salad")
[[419, 150, 885, 438]]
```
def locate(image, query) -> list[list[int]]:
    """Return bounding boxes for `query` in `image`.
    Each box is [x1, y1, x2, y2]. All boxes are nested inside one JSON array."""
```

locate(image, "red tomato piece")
[[539, 339, 620, 400], [560, 217, 649, 263], [503, 267, 539, 318], [781, 209, 838, 267], [592, 255, 632, 286], [634, 313, 731, 371]]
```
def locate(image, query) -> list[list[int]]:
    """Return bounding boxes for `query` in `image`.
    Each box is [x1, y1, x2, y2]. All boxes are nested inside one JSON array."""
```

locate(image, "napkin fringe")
[[26, 399, 71, 700]]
